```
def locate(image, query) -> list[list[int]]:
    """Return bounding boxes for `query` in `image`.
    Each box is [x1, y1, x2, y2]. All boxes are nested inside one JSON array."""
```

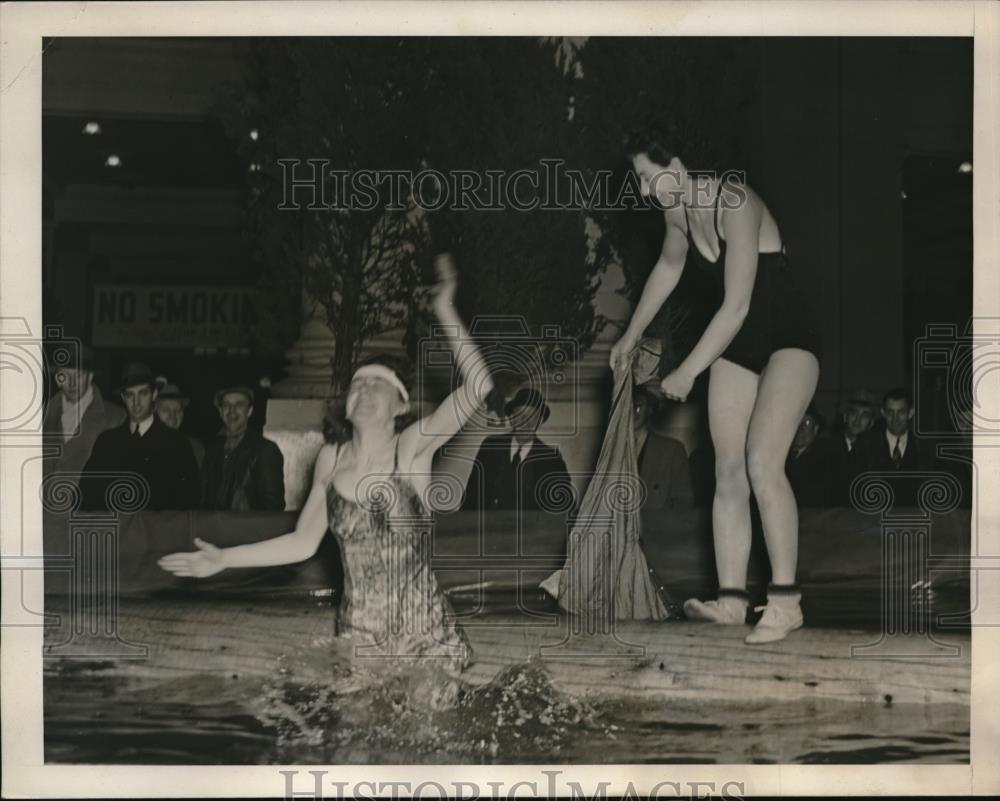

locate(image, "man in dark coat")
[[785, 402, 828, 507], [864, 387, 933, 471], [634, 386, 693, 511], [859, 387, 935, 507], [81, 362, 201, 511], [202, 385, 285, 511], [810, 389, 877, 506], [42, 344, 126, 487], [155, 380, 205, 471], [462, 388, 571, 515]]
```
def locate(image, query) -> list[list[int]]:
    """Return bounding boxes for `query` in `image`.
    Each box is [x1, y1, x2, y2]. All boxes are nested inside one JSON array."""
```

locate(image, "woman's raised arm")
[[158, 443, 338, 578], [402, 254, 494, 460]]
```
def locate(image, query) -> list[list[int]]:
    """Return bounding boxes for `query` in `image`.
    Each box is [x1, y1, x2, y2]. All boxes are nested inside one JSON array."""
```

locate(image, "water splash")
[[247, 636, 606, 763]]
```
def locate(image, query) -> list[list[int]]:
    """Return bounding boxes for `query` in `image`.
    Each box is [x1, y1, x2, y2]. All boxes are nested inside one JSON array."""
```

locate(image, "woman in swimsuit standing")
[[610, 126, 822, 644], [159, 255, 492, 673]]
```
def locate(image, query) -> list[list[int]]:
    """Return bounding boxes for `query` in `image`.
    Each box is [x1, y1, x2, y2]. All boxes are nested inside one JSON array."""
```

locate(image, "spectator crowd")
[[44, 349, 285, 513], [43, 344, 972, 517]]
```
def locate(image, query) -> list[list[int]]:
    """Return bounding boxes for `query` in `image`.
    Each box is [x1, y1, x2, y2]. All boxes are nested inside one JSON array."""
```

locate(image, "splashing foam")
[[247, 637, 607, 762]]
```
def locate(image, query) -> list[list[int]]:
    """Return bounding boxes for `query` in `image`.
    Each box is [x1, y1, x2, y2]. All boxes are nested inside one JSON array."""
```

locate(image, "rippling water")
[[43, 593, 969, 765], [44, 670, 968, 765]]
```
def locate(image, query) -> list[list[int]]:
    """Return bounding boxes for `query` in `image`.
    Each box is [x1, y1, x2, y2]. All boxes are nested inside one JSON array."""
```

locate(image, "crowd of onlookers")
[[783, 387, 972, 508], [44, 343, 973, 516], [457, 381, 974, 517], [43, 346, 285, 513]]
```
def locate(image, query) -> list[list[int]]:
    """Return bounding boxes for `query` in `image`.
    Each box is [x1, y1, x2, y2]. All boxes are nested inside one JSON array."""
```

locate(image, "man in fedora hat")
[[81, 362, 201, 511], [155, 380, 205, 470], [43, 344, 126, 486], [462, 387, 570, 515], [812, 389, 878, 506], [201, 384, 284, 511]]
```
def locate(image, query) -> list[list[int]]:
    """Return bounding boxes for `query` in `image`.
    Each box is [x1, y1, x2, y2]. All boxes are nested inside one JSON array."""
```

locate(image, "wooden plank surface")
[[44, 598, 970, 709]]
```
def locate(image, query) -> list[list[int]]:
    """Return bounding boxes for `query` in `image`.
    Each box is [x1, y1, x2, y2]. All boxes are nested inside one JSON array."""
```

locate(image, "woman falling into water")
[[159, 255, 491, 675], [610, 123, 822, 644]]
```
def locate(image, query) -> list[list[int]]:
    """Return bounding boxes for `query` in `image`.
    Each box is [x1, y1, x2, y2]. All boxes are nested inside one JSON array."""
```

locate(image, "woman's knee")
[[715, 456, 750, 496], [746, 446, 786, 493]]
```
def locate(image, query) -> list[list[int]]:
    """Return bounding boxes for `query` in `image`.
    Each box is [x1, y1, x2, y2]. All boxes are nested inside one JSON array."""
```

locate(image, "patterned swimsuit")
[[325, 439, 471, 675]]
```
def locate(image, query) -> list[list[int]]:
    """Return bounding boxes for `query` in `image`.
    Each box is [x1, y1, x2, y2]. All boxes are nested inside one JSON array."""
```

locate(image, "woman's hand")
[[157, 537, 226, 578], [432, 253, 458, 318], [660, 368, 695, 402], [609, 332, 638, 372]]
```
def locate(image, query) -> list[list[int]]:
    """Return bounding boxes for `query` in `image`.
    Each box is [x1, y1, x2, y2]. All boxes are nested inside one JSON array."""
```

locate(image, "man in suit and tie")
[[860, 387, 935, 507], [81, 362, 201, 511], [462, 388, 571, 515], [866, 387, 931, 471]]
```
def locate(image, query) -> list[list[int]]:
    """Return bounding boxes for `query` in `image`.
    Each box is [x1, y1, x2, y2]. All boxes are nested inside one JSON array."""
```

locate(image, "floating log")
[[43, 597, 970, 709]]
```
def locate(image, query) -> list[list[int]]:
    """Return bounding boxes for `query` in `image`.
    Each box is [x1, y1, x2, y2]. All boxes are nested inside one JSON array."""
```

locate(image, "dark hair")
[[322, 353, 417, 444], [623, 117, 692, 169], [883, 387, 913, 409], [634, 383, 665, 416], [802, 402, 826, 432]]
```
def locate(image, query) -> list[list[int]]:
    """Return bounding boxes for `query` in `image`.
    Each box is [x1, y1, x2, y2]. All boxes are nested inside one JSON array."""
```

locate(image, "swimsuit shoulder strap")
[[713, 183, 725, 244], [327, 442, 341, 483]]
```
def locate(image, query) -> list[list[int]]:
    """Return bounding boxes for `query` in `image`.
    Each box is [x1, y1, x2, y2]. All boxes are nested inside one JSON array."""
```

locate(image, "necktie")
[[892, 437, 902, 468], [512, 449, 522, 470], [132, 425, 141, 439]]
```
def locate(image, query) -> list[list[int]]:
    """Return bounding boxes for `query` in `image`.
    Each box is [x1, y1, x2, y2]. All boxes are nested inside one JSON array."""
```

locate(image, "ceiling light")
[[82, 121, 102, 135], [249, 129, 259, 141], [958, 162, 972, 174], [104, 154, 122, 168]]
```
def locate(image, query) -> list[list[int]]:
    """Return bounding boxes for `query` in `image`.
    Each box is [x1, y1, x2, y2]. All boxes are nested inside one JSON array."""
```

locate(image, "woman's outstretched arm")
[[609, 214, 688, 371], [402, 254, 494, 460], [158, 444, 338, 578]]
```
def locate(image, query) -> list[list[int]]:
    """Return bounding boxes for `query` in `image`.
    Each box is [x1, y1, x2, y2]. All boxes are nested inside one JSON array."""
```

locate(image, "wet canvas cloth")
[[541, 345, 679, 621]]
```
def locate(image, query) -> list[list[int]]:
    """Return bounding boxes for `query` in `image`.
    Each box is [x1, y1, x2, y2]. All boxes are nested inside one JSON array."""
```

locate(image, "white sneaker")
[[745, 600, 803, 644], [683, 597, 747, 624]]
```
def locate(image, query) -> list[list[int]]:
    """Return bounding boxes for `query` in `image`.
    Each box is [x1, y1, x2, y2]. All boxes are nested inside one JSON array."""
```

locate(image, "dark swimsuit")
[[683, 186, 823, 375]]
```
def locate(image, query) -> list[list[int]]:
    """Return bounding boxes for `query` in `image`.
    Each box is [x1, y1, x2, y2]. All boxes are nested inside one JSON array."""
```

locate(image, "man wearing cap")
[[461, 387, 570, 515], [81, 362, 201, 511], [812, 389, 878, 506], [201, 385, 285, 512], [43, 345, 126, 484], [155, 381, 205, 470]]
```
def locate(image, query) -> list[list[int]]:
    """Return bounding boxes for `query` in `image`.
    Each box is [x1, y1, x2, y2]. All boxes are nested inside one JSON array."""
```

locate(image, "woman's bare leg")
[[745, 348, 820, 586], [707, 357, 760, 590]]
